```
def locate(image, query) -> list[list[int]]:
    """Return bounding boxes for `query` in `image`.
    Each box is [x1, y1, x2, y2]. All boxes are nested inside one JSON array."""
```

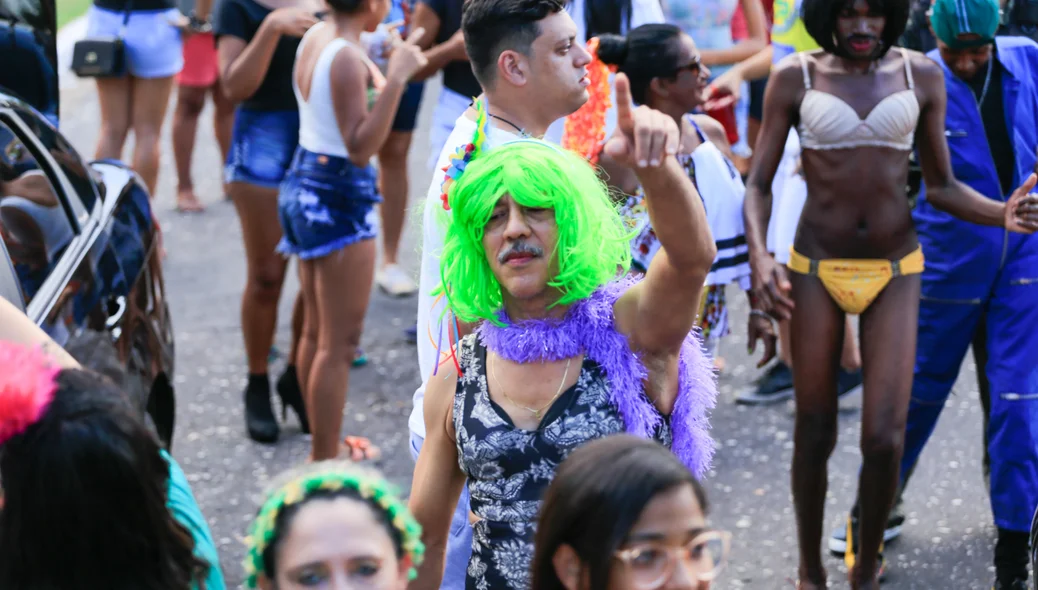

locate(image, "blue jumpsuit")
[[906, 36, 1038, 532]]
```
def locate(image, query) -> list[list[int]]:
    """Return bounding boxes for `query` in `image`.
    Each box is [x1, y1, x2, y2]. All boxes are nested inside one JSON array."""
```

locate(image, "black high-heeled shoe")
[[244, 375, 279, 443], [276, 365, 310, 434]]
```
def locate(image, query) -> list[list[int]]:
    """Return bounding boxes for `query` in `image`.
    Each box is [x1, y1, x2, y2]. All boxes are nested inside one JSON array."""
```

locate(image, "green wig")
[[243, 461, 424, 587], [436, 139, 633, 325]]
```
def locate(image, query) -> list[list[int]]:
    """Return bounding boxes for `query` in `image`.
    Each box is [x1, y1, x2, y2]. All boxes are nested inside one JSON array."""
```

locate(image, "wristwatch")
[[188, 11, 213, 34]]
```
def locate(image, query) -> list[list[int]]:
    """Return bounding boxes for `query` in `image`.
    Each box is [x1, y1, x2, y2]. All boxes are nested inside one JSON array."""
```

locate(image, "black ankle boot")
[[244, 374, 279, 443], [276, 365, 310, 434], [994, 528, 1029, 589]]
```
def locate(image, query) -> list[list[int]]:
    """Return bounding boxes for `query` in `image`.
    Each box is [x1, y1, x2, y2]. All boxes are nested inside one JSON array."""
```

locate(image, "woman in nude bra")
[[742, 0, 1038, 588]]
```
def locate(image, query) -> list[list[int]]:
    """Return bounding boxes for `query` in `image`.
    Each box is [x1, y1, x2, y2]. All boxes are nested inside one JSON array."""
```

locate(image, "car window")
[[0, 118, 75, 305], [12, 106, 98, 211]]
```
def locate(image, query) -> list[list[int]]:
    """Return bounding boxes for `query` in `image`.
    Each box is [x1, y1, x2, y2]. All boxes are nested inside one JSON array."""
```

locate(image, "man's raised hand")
[[602, 73, 679, 170]]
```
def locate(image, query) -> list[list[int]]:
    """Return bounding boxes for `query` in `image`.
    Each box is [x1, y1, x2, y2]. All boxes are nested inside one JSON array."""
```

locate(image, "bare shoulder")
[[329, 40, 369, 74], [901, 49, 945, 104], [690, 115, 728, 147], [768, 52, 812, 96], [772, 50, 810, 79], [424, 361, 459, 412]]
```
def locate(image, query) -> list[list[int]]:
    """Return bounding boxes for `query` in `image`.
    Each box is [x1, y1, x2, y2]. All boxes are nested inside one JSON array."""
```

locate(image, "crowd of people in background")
[[1, 0, 1037, 587]]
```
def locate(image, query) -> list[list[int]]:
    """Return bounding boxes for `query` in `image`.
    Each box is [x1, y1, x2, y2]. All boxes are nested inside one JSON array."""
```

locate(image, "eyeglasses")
[[614, 530, 732, 588], [672, 54, 703, 76]]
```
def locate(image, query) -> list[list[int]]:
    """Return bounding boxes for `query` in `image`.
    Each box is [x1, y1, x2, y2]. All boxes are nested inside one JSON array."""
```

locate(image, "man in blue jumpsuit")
[[829, 0, 1038, 587]]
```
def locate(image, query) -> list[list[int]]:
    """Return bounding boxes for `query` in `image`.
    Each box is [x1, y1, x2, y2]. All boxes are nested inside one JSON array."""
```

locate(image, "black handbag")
[[71, 2, 132, 78]]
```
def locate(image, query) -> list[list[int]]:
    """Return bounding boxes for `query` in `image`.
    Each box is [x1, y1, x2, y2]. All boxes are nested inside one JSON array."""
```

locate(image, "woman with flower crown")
[[242, 461, 424, 589]]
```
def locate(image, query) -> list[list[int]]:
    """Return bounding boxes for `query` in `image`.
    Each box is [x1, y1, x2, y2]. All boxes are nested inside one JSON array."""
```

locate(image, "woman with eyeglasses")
[[593, 24, 760, 370], [531, 435, 729, 590]]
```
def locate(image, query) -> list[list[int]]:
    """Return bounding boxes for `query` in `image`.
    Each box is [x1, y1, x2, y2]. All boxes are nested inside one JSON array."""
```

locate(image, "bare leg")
[[211, 77, 235, 198], [94, 76, 133, 161], [789, 272, 845, 587], [288, 290, 304, 367], [129, 76, 176, 197], [375, 131, 418, 297], [306, 239, 378, 460], [171, 84, 207, 211], [377, 130, 413, 267], [781, 316, 858, 370], [228, 183, 289, 375], [853, 274, 920, 588], [297, 261, 318, 405]]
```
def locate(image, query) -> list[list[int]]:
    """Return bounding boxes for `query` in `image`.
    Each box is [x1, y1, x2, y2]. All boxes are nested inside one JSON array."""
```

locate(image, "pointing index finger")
[[614, 72, 634, 133]]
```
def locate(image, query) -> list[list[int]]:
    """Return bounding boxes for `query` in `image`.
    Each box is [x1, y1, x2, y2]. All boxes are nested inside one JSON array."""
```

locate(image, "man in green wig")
[[408, 74, 721, 590]]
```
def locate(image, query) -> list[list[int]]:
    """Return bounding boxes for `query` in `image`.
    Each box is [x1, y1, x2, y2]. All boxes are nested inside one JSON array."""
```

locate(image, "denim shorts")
[[224, 109, 300, 188], [277, 148, 382, 260], [85, 7, 183, 79]]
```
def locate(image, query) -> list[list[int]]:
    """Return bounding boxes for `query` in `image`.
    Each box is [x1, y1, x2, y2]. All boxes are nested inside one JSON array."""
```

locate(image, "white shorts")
[[85, 7, 183, 79]]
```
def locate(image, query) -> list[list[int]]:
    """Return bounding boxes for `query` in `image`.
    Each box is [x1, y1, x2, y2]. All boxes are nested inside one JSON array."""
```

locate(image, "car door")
[[0, 104, 175, 446], [0, 109, 83, 342]]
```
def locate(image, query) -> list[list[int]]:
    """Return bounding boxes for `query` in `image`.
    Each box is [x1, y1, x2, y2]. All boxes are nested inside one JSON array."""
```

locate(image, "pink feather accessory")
[[0, 342, 60, 446]]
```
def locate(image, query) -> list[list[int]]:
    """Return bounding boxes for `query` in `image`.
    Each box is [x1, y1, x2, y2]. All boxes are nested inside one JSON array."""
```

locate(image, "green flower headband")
[[243, 465, 425, 587]]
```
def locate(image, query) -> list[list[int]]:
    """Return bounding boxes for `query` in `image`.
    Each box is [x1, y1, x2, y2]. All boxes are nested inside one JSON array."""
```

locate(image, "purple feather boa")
[[475, 276, 718, 478]]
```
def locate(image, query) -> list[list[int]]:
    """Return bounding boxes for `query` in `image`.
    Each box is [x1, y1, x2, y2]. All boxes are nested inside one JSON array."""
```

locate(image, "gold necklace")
[[491, 355, 573, 421]]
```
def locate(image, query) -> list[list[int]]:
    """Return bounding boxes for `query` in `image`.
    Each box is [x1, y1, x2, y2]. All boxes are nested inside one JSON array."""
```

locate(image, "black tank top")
[[452, 335, 629, 589]]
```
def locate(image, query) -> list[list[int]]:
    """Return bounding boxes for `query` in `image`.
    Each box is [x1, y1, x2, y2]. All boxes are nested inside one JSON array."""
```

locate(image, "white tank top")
[[621, 116, 750, 288], [294, 22, 384, 158]]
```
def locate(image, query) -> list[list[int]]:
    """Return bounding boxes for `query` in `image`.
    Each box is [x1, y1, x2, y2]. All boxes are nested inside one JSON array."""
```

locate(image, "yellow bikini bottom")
[[786, 246, 925, 315]]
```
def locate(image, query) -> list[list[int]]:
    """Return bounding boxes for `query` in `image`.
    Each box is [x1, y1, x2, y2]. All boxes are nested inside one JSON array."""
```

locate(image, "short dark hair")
[[530, 435, 709, 590], [802, 0, 911, 59], [0, 369, 208, 590], [597, 24, 685, 105], [461, 0, 566, 87]]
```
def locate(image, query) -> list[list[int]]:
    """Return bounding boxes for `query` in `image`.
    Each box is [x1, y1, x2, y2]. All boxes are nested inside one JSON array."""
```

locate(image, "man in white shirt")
[[407, 0, 592, 586]]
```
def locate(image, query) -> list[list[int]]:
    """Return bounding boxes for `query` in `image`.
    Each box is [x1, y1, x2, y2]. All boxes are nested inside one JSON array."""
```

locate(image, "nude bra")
[[797, 47, 920, 152]]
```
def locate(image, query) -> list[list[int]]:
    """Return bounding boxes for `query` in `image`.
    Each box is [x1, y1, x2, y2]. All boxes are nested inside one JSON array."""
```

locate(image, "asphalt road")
[[57, 72, 1001, 589]]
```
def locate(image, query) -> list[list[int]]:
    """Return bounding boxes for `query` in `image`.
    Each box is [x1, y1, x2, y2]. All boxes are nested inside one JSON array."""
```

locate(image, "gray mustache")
[[498, 241, 544, 263]]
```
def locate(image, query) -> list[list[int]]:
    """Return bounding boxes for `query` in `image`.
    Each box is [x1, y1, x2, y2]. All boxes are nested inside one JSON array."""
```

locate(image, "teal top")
[[163, 450, 227, 590]]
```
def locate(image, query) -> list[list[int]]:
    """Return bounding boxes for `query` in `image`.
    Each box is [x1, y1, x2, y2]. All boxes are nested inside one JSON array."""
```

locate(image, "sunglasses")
[[671, 54, 703, 76]]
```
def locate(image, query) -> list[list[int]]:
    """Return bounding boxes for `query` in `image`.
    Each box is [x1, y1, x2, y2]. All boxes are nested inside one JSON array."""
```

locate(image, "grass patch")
[[57, 0, 93, 29]]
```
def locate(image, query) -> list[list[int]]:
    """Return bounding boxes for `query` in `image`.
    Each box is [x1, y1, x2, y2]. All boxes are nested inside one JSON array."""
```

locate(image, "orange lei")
[[562, 37, 616, 165]]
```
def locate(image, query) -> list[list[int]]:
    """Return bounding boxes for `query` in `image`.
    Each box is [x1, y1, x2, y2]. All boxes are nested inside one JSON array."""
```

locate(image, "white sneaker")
[[377, 264, 417, 297]]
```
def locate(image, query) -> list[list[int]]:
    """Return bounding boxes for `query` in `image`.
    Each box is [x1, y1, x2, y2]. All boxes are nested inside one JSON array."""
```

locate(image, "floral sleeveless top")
[[452, 334, 670, 589]]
